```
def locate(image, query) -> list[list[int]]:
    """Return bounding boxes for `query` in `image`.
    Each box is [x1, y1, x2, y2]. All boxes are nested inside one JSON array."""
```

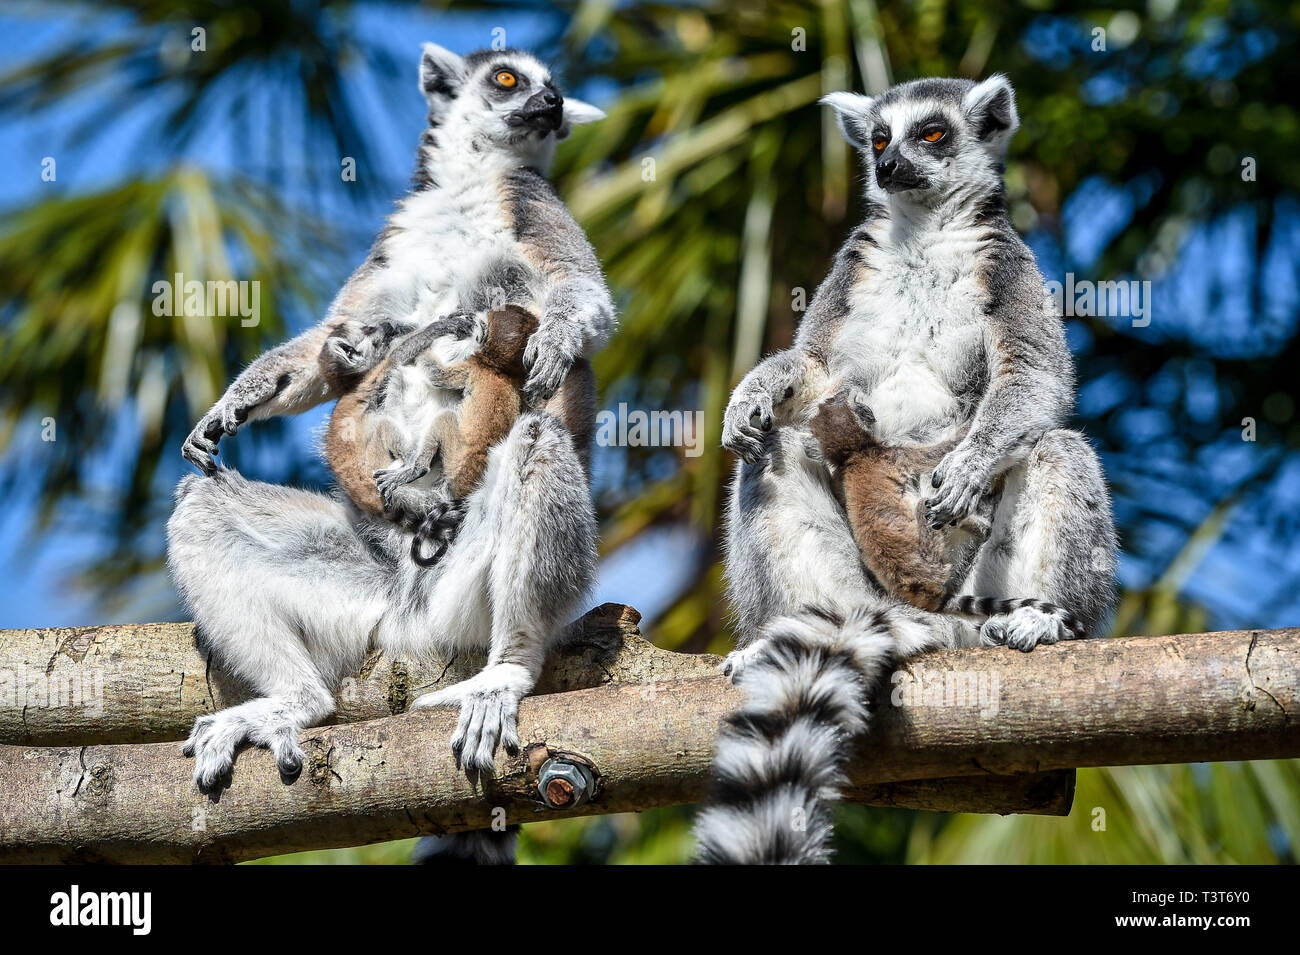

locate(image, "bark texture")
[[1, 627, 1293, 864], [0, 604, 700, 746]]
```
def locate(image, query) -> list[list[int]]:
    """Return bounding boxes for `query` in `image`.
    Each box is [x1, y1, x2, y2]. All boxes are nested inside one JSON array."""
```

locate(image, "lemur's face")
[[822, 76, 1020, 206], [418, 44, 604, 164]]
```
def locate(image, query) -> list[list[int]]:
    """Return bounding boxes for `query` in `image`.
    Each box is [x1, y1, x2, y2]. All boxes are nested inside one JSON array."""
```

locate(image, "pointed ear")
[[557, 98, 606, 139], [820, 92, 876, 151], [419, 43, 466, 111], [964, 74, 1019, 151]]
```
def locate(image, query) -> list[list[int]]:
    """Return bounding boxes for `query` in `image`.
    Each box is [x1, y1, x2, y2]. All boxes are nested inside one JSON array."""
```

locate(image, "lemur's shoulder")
[[500, 166, 595, 263], [792, 205, 886, 358]]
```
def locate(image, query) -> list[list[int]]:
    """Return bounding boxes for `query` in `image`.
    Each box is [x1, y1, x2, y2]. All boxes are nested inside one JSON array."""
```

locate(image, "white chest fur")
[[371, 165, 535, 471], [380, 162, 531, 322], [830, 221, 989, 444]]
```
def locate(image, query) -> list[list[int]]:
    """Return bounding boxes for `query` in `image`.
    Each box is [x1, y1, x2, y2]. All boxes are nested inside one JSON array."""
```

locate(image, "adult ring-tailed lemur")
[[695, 75, 1118, 864], [167, 45, 614, 864]]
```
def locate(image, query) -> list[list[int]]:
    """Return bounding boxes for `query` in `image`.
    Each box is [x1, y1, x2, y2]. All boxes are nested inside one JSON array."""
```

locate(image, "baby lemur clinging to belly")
[[808, 389, 1084, 637], [320, 304, 543, 565]]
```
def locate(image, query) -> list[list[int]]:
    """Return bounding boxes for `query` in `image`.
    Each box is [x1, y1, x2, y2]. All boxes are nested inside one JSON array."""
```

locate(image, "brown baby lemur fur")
[[321, 305, 571, 564], [808, 390, 1084, 635]]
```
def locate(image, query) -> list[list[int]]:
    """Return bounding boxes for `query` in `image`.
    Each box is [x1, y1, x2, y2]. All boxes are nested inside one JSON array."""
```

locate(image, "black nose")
[[541, 90, 562, 108], [878, 157, 896, 177]]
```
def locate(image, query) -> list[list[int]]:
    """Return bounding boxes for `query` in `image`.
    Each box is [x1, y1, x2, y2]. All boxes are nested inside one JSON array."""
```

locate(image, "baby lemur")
[[808, 389, 1085, 637], [320, 304, 541, 565]]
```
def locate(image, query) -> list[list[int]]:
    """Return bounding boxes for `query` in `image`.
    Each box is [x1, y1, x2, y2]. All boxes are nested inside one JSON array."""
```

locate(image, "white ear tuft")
[[556, 98, 606, 140], [820, 92, 875, 150], [563, 98, 606, 126], [419, 43, 467, 107], [963, 74, 1019, 149]]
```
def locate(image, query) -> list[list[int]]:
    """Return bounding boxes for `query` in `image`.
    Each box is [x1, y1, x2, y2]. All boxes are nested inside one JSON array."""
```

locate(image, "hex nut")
[[537, 758, 596, 809]]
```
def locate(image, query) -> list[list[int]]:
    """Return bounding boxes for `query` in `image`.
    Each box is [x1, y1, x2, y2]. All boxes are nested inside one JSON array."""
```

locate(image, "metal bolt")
[[537, 758, 595, 810]]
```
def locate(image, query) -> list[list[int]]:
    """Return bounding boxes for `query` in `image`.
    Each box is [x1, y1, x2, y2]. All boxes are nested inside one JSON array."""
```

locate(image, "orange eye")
[[495, 70, 517, 88], [922, 128, 945, 143], [872, 136, 888, 152]]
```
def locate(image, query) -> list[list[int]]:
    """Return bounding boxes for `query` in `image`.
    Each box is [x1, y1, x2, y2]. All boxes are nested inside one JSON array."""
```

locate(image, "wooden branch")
[[1, 627, 1294, 864], [0, 604, 686, 747], [0, 604, 1066, 821]]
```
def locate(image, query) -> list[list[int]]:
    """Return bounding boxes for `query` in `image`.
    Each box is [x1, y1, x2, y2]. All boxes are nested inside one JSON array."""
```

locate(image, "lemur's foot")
[[374, 462, 429, 504], [720, 640, 770, 684], [980, 605, 1070, 652], [180, 702, 307, 792], [438, 309, 478, 341], [410, 664, 530, 777], [721, 389, 776, 464], [419, 497, 468, 538]]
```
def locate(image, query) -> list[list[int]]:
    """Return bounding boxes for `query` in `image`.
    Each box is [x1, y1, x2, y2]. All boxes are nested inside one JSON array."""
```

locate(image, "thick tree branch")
[[0, 604, 1073, 824], [0, 627, 1294, 864], [0, 605, 678, 747]]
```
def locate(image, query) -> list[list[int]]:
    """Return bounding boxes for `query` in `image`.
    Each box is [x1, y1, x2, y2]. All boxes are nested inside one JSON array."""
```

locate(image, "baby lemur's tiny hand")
[[374, 461, 430, 505]]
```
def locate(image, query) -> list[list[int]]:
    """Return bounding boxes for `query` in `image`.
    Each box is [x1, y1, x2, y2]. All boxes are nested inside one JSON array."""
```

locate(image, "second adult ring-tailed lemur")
[[697, 75, 1117, 864], [168, 46, 612, 864]]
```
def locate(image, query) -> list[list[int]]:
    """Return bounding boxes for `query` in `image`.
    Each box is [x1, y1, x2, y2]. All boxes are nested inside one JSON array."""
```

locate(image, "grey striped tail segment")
[[947, 595, 1087, 639], [694, 605, 899, 865]]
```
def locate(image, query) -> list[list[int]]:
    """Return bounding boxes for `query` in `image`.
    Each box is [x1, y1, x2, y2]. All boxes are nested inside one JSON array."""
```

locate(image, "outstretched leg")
[[391, 412, 597, 774], [723, 428, 974, 657], [963, 429, 1118, 651], [167, 470, 386, 790]]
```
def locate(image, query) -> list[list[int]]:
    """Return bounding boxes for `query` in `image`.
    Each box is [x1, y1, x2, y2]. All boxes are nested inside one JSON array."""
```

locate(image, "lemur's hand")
[[925, 444, 993, 528], [522, 323, 579, 405], [722, 387, 776, 464], [182, 400, 246, 475]]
